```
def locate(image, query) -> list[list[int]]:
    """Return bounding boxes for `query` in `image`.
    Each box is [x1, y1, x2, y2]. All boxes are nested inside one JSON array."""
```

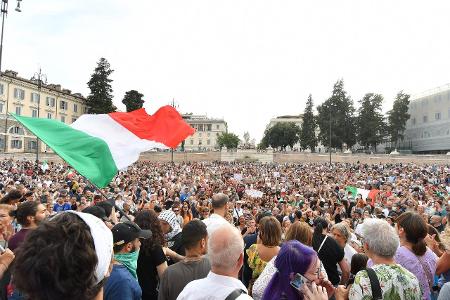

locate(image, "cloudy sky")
[[6, 0, 450, 141]]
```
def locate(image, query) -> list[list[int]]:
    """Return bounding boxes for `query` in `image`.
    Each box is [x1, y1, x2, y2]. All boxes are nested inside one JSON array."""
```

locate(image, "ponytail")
[[412, 239, 427, 256]]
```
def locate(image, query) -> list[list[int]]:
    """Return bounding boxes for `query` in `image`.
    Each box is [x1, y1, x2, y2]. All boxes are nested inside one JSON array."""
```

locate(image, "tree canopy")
[[299, 94, 318, 152], [86, 58, 116, 114], [357, 93, 386, 150], [217, 132, 240, 149], [317, 80, 356, 149], [387, 91, 410, 147], [260, 122, 301, 150], [122, 90, 145, 112]]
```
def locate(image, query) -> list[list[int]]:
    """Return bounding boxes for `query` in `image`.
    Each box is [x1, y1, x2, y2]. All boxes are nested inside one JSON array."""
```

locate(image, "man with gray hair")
[[177, 223, 252, 300], [202, 193, 230, 235], [335, 218, 421, 300]]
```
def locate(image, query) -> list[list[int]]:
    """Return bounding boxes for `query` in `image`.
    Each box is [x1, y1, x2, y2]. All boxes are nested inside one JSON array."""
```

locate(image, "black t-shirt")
[[168, 232, 185, 265], [312, 233, 344, 285], [137, 245, 167, 300]]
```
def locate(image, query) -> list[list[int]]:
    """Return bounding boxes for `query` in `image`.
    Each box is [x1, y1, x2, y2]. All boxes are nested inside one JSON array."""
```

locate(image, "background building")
[[402, 84, 450, 153], [181, 113, 227, 151], [0, 70, 87, 153]]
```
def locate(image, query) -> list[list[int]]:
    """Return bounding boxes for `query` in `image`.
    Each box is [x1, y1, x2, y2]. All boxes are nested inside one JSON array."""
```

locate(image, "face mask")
[[114, 250, 139, 279]]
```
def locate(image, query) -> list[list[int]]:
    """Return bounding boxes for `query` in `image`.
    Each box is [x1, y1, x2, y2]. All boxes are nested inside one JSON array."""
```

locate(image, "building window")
[[47, 113, 52, 119], [423, 115, 428, 123], [84, 106, 88, 113], [0, 84, 4, 95], [411, 118, 416, 125], [198, 140, 202, 145], [216, 125, 219, 129], [60, 101, 68, 110], [0, 101, 4, 113], [190, 139, 194, 145], [32, 109, 38, 118], [435, 112, 441, 120], [207, 132, 211, 137], [60, 116, 65, 123], [207, 124, 212, 131], [9, 126, 24, 135], [28, 140, 37, 150], [11, 140, 22, 149], [31, 93, 40, 104], [46, 97, 55, 107], [207, 139, 210, 145], [13, 88, 25, 100], [73, 103, 78, 113], [199, 132, 202, 137], [72, 118, 77, 123], [15, 106, 21, 116]]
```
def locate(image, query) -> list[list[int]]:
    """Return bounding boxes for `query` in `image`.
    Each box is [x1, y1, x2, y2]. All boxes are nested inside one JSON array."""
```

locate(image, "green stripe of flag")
[[12, 114, 118, 188]]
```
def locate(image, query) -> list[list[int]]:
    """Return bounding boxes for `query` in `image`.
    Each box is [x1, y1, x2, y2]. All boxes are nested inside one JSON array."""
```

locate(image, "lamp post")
[[1, 0, 23, 152], [329, 105, 332, 166], [31, 68, 46, 168]]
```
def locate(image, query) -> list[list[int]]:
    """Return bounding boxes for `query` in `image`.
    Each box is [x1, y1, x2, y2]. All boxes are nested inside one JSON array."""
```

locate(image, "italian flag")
[[12, 106, 194, 187]]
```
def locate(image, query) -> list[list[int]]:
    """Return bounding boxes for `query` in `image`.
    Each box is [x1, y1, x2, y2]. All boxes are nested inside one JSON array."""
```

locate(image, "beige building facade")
[[0, 70, 87, 153], [182, 114, 227, 151]]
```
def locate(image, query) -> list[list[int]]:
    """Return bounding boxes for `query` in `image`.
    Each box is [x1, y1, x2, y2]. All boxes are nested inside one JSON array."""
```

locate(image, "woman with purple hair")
[[254, 240, 331, 300]]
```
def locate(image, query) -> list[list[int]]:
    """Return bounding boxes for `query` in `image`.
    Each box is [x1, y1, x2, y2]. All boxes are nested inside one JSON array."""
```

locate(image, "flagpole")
[[82, 176, 133, 222]]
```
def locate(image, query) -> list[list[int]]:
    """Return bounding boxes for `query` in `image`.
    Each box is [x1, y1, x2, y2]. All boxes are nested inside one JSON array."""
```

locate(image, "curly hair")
[[135, 210, 165, 254], [9, 200, 39, 226], [12, 213, 104, 300]]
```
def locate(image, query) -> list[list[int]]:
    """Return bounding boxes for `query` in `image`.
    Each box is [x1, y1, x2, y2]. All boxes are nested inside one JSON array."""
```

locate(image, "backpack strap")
[[225, 289, 246, 300], [366, 268, 382, 300]]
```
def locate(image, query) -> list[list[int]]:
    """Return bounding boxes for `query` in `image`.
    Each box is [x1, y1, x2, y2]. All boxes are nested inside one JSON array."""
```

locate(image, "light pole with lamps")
[[1, 0, 23, 152], [31, 68, 46, 167]]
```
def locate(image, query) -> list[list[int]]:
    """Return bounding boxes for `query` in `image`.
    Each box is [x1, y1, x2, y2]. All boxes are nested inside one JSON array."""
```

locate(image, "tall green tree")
[[261, 122, 301, 150], [122, 90, 145, 112], [300, 94, 318, 152], [217, 132, 240, 149], [387, 91, 410, 147], [86, 58, 116, 114], [317, 80, 356, 150], [357, 93, 386, 151]]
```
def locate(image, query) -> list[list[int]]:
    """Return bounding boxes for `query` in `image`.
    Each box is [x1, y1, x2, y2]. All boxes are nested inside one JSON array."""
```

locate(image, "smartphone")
[[290, 273, 308, 291], [0, 245, 5, 254]]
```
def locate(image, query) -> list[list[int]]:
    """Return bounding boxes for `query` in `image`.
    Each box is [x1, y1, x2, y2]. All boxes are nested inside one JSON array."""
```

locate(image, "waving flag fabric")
[[12, 106, 194, 187]]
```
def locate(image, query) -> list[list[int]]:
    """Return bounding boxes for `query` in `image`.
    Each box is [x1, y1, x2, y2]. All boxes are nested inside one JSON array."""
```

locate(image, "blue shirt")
[[104, 264, 142, 300], [53, 202, 71, 212]]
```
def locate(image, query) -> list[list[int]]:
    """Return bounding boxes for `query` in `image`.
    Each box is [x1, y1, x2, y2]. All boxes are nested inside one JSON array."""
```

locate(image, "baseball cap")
[[82, 206, 108, 222], [111, 222, 152, 246]]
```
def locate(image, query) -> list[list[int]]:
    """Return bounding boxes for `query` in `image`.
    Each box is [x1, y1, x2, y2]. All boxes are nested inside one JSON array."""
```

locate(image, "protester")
[[395, 212, 437, 300], [202, 193, 229, 234], [158, 220, 210, 300], [104, 222, 151, 300], [247, 216, 281, 292], [52, 189, 71, 212], [12, 211, 113, 300], [285, 221, 313, 246], [178, 223, 252, 299], [135, 210, 168, 300], [0, 190, 21, 207], [8, 201, 48, 251], [253, 240, 329, 300], [331, 222, 357, 267], [0, 204, 14, 248], [158, 210, 185, 264], [335, 218, 421, 300], [312, 217, 349, 286]]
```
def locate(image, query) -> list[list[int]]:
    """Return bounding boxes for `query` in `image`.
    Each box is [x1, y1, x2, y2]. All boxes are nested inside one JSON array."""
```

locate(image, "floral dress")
[[247, 244, 268, 279], [349, 264, 422, 300]]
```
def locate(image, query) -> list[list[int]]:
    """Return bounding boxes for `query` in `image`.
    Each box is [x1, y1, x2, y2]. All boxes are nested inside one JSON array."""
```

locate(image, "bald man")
[[178, 224, 252, 300]]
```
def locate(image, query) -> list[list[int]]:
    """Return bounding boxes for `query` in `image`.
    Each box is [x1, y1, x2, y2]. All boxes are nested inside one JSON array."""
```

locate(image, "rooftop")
[[1, 70, 85, 100], [410, 83, 450, 101]]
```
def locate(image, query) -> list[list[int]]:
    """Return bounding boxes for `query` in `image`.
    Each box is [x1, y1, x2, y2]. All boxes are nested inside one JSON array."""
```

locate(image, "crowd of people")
[[0, 158, 449, 299]]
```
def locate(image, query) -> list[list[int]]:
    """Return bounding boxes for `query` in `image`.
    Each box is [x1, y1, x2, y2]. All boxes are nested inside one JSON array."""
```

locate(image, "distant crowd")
[[0, 159, 448, 299]]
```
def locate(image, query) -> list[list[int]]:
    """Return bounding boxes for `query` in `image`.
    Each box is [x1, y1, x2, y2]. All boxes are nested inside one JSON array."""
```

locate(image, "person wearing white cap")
[[12, 211, 113, 300]]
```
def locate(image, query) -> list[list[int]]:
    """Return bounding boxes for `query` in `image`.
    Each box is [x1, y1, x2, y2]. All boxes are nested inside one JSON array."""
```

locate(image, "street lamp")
[[329, 104, 332, 166], [31, 68, 47, 167], [1, 0, 23, 152]]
